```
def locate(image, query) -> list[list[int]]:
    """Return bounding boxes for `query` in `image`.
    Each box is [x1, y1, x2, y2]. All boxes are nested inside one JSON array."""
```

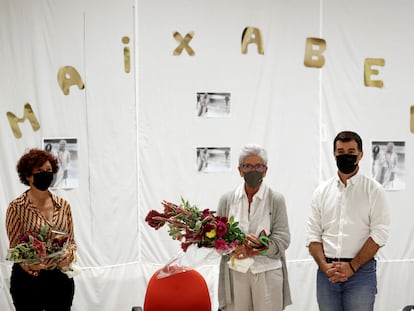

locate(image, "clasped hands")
[[324, 261, 355, 283], [232, 233, 263, 259]]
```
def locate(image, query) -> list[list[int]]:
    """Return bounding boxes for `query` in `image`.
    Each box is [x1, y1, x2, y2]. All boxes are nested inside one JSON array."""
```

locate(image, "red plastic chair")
[[143, 268, 211, 311]]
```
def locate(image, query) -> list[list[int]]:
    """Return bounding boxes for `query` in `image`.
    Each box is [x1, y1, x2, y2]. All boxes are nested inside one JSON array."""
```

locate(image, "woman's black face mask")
[[32, 171, 54, 191]]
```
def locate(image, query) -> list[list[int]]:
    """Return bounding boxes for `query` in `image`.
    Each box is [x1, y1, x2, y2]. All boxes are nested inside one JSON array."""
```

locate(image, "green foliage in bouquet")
[[7, 225, 68, 264], [145, 197, 246, 253]]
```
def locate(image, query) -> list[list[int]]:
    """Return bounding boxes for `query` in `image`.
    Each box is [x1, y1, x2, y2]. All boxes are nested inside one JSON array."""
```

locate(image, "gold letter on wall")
[[411, 106, 414, 133], [122, 36, 131, 73], [304, 37, 326, 68], [7, 103, 40, 138], [173, 31, 195, 56], [364, 58, 385, 88], [241, 27, 264, 55], [57, 66, 85, 95]]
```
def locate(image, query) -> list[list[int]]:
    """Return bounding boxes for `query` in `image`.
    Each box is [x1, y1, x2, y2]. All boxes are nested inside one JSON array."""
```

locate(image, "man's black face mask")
[[336, 154, 358, 174]]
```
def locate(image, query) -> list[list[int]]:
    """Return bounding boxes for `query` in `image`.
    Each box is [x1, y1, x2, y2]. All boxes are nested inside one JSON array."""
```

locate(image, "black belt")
[[325, 257, 352, 263]]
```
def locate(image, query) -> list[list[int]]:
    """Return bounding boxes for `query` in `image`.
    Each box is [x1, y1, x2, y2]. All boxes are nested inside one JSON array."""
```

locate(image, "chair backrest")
[[143, 269, 211, 311]]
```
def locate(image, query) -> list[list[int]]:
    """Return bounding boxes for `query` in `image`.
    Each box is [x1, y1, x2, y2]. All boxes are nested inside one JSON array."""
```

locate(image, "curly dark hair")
[[16, 149, 59, 186]]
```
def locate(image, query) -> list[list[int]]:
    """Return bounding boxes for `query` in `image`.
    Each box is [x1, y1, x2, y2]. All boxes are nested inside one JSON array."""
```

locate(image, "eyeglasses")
[[241, 164, 266, 172]]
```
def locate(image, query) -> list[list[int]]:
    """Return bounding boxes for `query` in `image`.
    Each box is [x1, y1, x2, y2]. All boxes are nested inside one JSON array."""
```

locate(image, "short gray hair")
[[238, 144, 268, 166]]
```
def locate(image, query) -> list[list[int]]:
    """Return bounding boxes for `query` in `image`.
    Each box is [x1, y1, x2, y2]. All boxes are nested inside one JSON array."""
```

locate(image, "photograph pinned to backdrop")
[[196, 147, 231, 173], [42, 137, 79, 189], [196, 92, 231, 117], [371, 141, 405, 191]]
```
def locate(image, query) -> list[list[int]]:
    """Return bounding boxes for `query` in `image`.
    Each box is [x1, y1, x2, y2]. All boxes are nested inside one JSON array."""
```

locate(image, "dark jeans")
[[316, 259, 377, 311], [10, 263, 75, 311]]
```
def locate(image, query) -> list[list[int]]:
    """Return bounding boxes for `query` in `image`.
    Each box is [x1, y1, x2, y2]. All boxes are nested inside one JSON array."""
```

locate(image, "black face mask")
[[32, 171, 54, 191], [243, 171, 264, 188], [336, 154, 358, 174]]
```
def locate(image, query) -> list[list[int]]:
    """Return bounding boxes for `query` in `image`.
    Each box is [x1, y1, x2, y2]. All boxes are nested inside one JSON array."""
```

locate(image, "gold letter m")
[[6, 103, 40, 138]]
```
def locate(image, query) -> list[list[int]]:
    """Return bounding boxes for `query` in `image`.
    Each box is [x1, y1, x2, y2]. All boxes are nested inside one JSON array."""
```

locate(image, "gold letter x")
[[173, 31, 195, 56]]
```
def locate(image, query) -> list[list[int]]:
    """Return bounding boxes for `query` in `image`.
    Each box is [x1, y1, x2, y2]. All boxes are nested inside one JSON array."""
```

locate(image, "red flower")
[[202, 222, 216, 233], [162, 201, 181, 217], [51, 236, 68, 248], [201, 209, 213, 220], [145, 210, 167, 230], [181, 241, 193, 252], [216, 216, 228, 223], [18, 232, 33, 243], [216, 220, 228, 237]]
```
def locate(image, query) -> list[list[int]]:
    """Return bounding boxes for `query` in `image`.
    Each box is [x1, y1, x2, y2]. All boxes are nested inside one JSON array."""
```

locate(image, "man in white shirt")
[[307, 131, 390, 311]]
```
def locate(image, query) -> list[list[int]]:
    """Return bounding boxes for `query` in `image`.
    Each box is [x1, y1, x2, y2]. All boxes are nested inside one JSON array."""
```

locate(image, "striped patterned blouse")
[[6, 190, 77, 262]]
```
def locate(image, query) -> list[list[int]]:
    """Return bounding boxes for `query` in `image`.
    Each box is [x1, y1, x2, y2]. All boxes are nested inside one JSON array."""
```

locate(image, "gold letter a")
[[241, 26, 264, 55]]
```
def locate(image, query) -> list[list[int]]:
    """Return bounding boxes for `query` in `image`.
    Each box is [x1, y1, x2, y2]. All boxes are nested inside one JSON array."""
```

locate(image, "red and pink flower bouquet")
[[145, 198, 246, 254], [145, 198, 246, 278], [7, 225, 68, 266]]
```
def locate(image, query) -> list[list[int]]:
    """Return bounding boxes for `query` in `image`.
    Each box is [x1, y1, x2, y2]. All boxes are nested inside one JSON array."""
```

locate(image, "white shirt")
[[230, 183, 282, 273], [306, 173, 390, 258]]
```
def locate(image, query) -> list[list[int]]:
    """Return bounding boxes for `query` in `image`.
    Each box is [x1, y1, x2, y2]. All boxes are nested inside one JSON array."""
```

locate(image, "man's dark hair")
[[333, 131, 363, 152]]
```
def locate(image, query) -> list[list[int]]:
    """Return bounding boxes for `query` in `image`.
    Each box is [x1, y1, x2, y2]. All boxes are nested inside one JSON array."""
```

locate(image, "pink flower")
[[214, 238, 228, 251], [228, 240, 240, 249], [32, 237, 47, 258]]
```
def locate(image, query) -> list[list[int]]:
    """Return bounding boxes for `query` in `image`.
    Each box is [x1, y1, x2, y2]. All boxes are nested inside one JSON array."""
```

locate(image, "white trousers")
[[223, 268, 283, 311]]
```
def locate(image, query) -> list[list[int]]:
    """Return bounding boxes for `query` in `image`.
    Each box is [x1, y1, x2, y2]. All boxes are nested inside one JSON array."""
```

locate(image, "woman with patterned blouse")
[[6, 148, 77, 311]]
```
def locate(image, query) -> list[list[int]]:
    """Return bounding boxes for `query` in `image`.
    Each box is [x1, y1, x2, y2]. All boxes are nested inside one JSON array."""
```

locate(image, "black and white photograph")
[[371, 141, 405, 191], [196, 92, 231, 117], [42, 137, 79, 189], [196, 147, 231, 173]]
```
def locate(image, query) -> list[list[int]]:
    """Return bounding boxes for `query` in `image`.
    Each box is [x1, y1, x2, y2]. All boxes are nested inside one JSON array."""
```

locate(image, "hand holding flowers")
[[7, 225, 69, 275]]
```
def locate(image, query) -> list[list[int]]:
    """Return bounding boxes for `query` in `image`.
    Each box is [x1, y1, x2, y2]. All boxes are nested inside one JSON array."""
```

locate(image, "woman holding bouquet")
[[217, 144, 292, 311], [6, 148, 77, 311]]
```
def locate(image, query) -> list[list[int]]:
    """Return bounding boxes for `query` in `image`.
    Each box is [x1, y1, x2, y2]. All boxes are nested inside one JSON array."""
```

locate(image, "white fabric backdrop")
[[0, 0, 413, 310]]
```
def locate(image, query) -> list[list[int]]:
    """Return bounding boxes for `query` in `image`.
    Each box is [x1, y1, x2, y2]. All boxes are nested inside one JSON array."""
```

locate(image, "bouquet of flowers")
[[7, 225, 68, 266], [145, 198, 246, 254]]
